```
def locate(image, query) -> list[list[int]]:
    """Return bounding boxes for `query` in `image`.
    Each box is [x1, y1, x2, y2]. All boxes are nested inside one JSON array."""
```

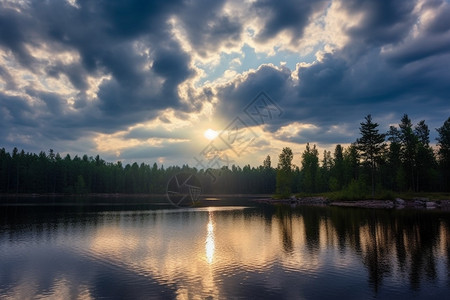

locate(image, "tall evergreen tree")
[[414, 120, 436, 191], [386, 126, 404, 191], [356, 115, 386, 198], [276, 147, 293, 197], [300, 143, 319, 193], [399, 114, 418, 191], [331, 144, 344, 190], [263, 155, 271, 169], [262, 155, 276, 194], [319, 150, 332, 191], [437, 117, 450, 191], [344, 144, 359, 184]]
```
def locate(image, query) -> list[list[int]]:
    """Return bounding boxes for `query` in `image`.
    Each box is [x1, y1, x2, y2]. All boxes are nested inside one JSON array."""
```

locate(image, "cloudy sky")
[[1, 0, 449, 168]]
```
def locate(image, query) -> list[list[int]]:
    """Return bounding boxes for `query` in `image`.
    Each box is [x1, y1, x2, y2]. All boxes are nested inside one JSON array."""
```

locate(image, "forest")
[[1, 114, 449, 197]]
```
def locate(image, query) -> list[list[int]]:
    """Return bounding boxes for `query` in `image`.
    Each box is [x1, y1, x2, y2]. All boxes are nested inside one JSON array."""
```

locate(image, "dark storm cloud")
[[177, 0, 242, 56], [216, 65, 294, 121], [0, 65, 16, 90], [0, 7, 36, 68], [342, 0, 416, 46], [0, 93, 37, 128], [1, 0, 450, 162], [1, 0, 191, 102], [216, 46, 450, 144], [387, 33, 450, 65], [385, 3, 450, 66], [0, 90, 92, 147], [151, 41, 195, 107], [0, 92, 50, 154], [0, 0, 203, 148], [98, 0, 182, 37], [45, 63, 89, 91], [252, 0, 328, 43], [26, 89, 63, 116], [426, 2, 450, 33], [214, 0, 450, 145]]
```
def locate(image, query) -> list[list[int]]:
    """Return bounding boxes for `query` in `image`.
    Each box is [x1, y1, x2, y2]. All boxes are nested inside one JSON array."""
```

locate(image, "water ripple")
[[2, 205, 450, 299]]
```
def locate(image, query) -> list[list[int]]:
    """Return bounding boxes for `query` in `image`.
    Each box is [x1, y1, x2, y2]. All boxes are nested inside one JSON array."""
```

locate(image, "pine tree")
[[399, 114, 418, 191], [437, 117, 450, 191], [386, 126, 404, 191], [356, 115, 386, 198], [331, 144, 344, 190], [414, 120, 435, 191], [276, 147, 293, 197], [319, 150, 332, 191], [263, 155, 271, 169], [300, 143, 319, 193]]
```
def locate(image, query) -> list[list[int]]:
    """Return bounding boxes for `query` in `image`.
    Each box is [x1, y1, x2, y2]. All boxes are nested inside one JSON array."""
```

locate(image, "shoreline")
[[0, 193, 272, 198], [1, 193, 450, 210], [254, 196, 450, 210]]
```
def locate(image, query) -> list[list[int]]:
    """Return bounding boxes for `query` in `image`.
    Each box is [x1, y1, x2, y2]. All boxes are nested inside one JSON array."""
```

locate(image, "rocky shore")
[[254, 196, 329, 206], [254, 196, 450, 210]]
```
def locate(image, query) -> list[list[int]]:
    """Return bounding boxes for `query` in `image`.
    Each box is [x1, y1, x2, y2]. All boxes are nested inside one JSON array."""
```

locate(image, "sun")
[[204, 128, 218, 140]]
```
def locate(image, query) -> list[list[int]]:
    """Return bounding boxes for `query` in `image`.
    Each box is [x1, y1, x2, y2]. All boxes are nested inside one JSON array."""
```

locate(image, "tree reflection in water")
[[276, 206, 294, 254], [2, 204, 450, 298], [277, 205, 450, 294]]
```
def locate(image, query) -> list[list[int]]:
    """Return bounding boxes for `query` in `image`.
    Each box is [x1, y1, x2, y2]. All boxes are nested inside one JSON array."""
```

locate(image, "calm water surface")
[[1, 197, 450, 299]]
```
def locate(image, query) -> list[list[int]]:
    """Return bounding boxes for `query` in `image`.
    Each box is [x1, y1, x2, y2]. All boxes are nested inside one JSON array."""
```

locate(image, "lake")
[[1, 197, 450, 299]]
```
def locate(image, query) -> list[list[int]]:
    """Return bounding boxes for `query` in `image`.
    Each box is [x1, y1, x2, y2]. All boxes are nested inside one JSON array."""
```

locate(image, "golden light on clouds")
[[275, 122, 318, 139]]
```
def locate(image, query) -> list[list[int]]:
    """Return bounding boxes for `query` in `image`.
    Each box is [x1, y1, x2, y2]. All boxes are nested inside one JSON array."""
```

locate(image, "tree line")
[[1, 114, 449, 196], [275, 114, 450, 198], [0, 147, 275, 195]]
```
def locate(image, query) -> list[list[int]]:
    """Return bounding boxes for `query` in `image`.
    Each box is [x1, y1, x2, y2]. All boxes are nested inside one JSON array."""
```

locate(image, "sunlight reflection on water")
[[1, 203, 450, 299], [205, 211, 215, 264]]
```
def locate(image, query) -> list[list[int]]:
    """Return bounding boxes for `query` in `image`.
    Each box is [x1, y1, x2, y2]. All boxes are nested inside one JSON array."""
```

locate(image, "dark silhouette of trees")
[[356, 115, 386, 198], [1, 114, 449, 196], [437, 117, 450, 191], [276, 147, 293, 198], [343, 144, 360, 187], [263, 155, 271, 169], [399, 114, 418, 191], [414, 120, 437, 192], [300, 143, 319, 193], [386, 126, 403, 191], [330, 145, 344, 191]]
